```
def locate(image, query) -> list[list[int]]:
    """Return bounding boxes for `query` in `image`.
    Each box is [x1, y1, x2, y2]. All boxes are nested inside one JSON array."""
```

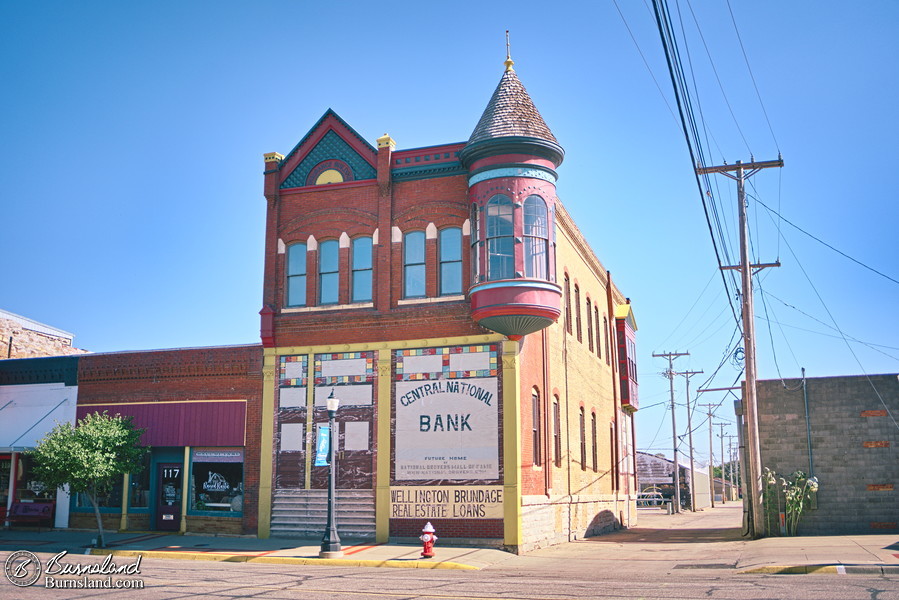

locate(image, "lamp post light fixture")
[[320, 389, 343, 558]]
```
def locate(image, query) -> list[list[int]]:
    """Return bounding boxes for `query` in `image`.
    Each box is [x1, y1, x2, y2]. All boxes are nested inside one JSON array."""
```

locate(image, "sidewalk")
[[2, 504, 897, 574]]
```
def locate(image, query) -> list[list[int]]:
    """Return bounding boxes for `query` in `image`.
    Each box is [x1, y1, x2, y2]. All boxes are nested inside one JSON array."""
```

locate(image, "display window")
[[129, 453, 151, 508], [189, 448, 243, 514]]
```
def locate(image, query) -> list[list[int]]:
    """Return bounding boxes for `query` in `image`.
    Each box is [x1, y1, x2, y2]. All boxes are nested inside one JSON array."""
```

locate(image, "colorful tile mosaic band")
[[314, 351, 376, 386], [394, 344, 498, 381], [278, 355, 308, 388]]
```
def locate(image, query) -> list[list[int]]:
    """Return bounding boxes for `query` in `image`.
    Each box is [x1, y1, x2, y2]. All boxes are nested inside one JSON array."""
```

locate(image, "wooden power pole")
[[678, 370, 704, 511], [653, 351, 689, 512]]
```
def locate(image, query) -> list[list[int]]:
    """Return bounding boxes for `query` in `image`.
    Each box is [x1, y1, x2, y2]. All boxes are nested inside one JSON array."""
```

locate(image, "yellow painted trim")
[[179, 446, 190, 534], [304, 351, 315, 490], [263, 152, 284, 163], [376, 133, 396, 149], [501, 340, 522, 547], [267, 334, 502, 358], [92, 549, 479, 570], [78, 399, 247, 406], [257, 355, 277, 538], [375, 349, 392, 543], [119, 473, 129, 531]]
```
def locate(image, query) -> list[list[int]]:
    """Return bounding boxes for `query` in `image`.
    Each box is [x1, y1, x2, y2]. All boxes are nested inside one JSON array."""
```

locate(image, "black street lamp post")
[[320, 389, 342, 558]]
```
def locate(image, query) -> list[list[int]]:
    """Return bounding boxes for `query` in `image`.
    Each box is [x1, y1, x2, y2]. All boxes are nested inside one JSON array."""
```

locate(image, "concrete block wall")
[[757, 373, 899, 534]]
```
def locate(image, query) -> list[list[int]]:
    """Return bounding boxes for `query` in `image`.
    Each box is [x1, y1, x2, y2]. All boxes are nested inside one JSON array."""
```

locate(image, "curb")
[[89, 548, 479, 570], [740, 564, 899, 575]]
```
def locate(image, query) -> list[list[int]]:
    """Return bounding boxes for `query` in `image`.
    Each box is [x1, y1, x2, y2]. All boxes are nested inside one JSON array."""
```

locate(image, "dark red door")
[[155, 463, 182, 531]]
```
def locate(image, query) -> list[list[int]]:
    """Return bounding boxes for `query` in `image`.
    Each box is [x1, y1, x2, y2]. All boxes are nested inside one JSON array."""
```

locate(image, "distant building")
[[0, 309, 86, 359], [636, 451, 721, 510], [753, 373, 899, 535]]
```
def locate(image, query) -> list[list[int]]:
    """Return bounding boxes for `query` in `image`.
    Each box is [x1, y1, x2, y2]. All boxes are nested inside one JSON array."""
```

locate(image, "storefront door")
[[155, 463, 181, 531]]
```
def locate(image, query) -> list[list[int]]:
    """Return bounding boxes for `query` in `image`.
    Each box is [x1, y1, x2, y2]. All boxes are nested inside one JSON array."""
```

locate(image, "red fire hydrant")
[[419, 522, 438, 558]]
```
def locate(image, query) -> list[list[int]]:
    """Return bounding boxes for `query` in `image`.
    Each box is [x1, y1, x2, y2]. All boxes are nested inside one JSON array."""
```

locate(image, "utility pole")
[[697, 156, 783, 537], [653, 351, 689, 512], [678, 370, 703, 511], [699, 403, 717, 507], [724, 433, 739, 499], [717, 422, 727, 504]]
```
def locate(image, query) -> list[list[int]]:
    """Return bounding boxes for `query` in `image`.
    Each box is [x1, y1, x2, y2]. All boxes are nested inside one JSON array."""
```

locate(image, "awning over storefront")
[[0, 384, 77, 452], [75, 400, 246, 447]]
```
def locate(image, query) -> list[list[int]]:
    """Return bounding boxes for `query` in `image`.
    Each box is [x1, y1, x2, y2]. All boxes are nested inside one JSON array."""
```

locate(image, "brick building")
[[753, 373, 899, 535], [257, 56, 639, 552], [3, 56, 639, 551]]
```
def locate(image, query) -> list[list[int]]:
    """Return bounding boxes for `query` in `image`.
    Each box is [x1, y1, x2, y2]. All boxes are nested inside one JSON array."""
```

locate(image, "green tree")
[[28, 411, 148, 548]]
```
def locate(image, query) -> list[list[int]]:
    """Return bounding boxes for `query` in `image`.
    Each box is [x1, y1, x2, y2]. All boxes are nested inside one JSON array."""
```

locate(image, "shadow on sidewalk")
[[586, 526, 744, 544]]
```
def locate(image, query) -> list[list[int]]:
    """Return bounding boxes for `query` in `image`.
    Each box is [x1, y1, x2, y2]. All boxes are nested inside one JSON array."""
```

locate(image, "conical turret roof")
[[461, 65, 564, 168], [468, 68, 558, 145]]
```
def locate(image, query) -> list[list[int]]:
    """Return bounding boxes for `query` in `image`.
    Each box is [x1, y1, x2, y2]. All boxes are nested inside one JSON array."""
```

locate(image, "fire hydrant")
[[419, 522, 438, 558]]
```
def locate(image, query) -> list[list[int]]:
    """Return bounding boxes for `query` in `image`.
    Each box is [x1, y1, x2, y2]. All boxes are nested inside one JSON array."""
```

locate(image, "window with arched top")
[[470, 204, 480, 283], [579, 407, 587, 471], [574, 284, 582, 342], [586, 298, 594, 352], [532, 388, 542, 467], [485, 195, 514, 280], [318, 240, 339, 305], [351, 236, 373, 303], [564, 275, 572, 334], [523, 195, 549, 279], [439, 227, 462, 296], [286, 242, 307, 307], [403, 231, 426, 298]]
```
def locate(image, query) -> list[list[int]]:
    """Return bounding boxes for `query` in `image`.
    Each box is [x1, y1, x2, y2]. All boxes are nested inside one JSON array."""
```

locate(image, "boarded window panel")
[[279, 386, 307, 408], [343, 421, 370, 451], [280, 423, 305, 452]]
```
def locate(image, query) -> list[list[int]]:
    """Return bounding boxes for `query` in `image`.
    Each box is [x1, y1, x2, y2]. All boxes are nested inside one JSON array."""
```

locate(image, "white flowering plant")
[[762, 467, 818, 536]]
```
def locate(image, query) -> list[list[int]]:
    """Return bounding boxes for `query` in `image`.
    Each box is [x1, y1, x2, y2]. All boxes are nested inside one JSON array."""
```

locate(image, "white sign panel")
[[395, 377, 498, 480]]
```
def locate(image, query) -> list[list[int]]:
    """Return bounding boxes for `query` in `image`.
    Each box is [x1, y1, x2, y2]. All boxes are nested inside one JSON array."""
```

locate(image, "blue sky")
[[3, 2, 897, 467]]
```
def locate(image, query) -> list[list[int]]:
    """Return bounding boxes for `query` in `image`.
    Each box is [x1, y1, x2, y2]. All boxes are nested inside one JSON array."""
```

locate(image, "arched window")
[[579, 407, 587, 471], [403, 231, 426, 298], [523, 195, 549, 279], [564, 275, 572, 334], [594, 306, 601, 358], [485, 195, 514, 280], [603, 316, 611, 365], [586, 298, 594, 352], [439, 227, 462, 296], [532, 389, 542, 467], [553, 396, 562, 467], [286, 243, 307, 307], [470, 204, 480, 284], [318, 240, 339, 305], [351, 236, 372, 303], [591, 411, 598, 472], [574, 284, 582, 342]]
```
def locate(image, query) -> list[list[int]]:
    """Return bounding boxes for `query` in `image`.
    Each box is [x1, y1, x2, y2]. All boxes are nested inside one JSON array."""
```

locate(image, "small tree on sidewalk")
[[28, 411, 147, 548]]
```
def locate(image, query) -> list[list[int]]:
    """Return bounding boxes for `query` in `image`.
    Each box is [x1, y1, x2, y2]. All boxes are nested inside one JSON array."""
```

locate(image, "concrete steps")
[[270, 489, 375, 540]]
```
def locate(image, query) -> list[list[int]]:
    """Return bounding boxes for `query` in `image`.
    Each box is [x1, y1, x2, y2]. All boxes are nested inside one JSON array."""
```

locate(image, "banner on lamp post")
[[314, 425, 330, 466]]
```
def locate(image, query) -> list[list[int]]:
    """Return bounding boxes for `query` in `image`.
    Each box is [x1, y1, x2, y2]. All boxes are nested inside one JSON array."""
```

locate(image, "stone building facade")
[[0, 309, 86, 360]]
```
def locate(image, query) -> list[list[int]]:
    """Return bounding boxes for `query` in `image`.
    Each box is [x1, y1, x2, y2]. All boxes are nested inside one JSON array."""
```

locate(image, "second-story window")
[[404, 231, 426, 298], [564, 275, 572, 334], [532, 389, 542, 467], [587, 298, 594, 352], [523, 195, 549, 279], [286, 242, 307, 307], [318, 240, 339, 305], [486, 194, 514, 280], [470, 204, 480, 283], [574, 284, 582, 342], [439, 227, 462, 296], [351, 236, 373, 303]]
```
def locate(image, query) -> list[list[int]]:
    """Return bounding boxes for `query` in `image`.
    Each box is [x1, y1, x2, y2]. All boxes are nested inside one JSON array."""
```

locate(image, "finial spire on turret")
[[504, 30, 514, 71]]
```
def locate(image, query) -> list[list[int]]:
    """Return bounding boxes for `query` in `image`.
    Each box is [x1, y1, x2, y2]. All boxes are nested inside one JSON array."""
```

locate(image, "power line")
[[753, 193, 899, 286]]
